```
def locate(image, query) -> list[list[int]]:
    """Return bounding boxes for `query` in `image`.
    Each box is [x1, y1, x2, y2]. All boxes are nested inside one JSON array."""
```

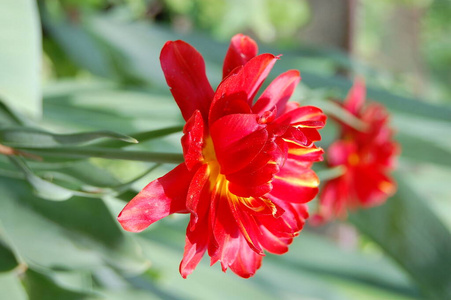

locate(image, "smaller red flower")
[[313, 79, 400, 224]]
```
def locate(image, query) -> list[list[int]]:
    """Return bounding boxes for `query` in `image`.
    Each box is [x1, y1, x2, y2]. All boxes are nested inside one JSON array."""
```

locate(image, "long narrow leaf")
[[94, 125, 183, 148], [0, 127, 137, 148], [0, 0, 41, 119], [349, 176, 451, 300], [17, 147, 184, 164]]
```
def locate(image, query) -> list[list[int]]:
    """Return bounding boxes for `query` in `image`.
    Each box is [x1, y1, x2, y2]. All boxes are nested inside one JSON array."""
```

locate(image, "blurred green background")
[[0, 0, 450, 299]]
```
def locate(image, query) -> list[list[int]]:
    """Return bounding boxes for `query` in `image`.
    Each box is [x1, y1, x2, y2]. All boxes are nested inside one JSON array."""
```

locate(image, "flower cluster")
[[118, 34, 326, 278], [313, 79, 400, 224]]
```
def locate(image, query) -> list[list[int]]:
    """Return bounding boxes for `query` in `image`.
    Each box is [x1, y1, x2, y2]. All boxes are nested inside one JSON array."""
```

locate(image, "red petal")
[[274, 106, 326, 128], [272, 159, 319, 203], [257, 223, 291, 254], [117, 164, 191, 232], [266, 198, 309, 234], [223, 34, 258, 78], [160, 40, 214, 121], [287, 142, 324, 162], [354, 166, 396, 207], [327, 140, 357, 166], [313, 177, 349, 224], [229, 235, 263, 278], [344, 77, 366, 115], [186, 163, 210, 226], [210, 113, 268, 175], [227, 164, 277, 197], [181, 110, 205, 170], [229, 200, 263, 254], [209, 195, 241, 271], [253, 70, 301, 116], [180, 215, 209, 278], [209, 54, 278, 123]]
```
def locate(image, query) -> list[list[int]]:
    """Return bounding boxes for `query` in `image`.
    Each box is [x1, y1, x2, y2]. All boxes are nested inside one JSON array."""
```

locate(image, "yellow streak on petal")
[[274, 172, 319, 188], [288, 146, 322, 156], [295, 112, 322, 122]]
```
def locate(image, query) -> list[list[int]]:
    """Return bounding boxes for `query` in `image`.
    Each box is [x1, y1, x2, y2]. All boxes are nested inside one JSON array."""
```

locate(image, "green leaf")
[[17, 147, 184, 164], [350, 176, 451, 299], [316, 99, 368, 131], [316, 165, 346, 182], [0, 241, 19, 273], [88, 289, 161, 300], [0, 127, 138, 148], [397, 133, 451, 167], [134, 220, 417, 300], [0, 99, 25, 127], [0, 0, 41, 119], [42, 82, 181, 134], [0, 176, 148, 274], [22, 269, 90, 300], [0, 272, 27, 300], [295, 71, 451, 123], [9, 156, 120, 201], [40, 3, 115, 79], [94, 126, 184, 148], [9, 156, 75, 201]]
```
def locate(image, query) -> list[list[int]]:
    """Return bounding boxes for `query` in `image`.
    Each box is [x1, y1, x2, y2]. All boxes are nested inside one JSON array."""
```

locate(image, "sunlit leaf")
[[0, 0, 41, 118], [0, 272, 27, 300], [0, 127, 137, 148], [16, 147, 184, 164], [132, 220, 417, 300], [350, 176, 451, 300], [0, 176, 148, 274]]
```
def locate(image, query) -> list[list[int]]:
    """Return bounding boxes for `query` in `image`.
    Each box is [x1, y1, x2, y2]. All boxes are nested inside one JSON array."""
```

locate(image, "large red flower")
[[118, 34, 326, 278], [313, 79, 399, 224]]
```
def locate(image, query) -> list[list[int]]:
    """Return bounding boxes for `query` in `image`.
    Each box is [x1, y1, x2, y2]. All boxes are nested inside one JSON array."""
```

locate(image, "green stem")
[[317, 165, 346, 181]]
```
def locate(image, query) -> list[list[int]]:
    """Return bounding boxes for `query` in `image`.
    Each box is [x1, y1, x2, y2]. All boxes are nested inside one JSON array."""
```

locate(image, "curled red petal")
[[229, 200, 264, 254], [180, 215, 209, 278], [253, 70, 301, 117], [186, 164, 210, 227], [287, 142, 324, 162], [160, 40, 214, 121], [209, 196, 240, 271], [274, 105, 326, 128], [257, 223, 292, 255], [210, 113, 268, 175], [227, 163, 278, 197], [229, 235, 263, 278], [117, 164, 191, 232], [210, 54, 278, 123], [223, 34, 258, 78], [181, 110, 205, 170], [272, 159, 320, 203]]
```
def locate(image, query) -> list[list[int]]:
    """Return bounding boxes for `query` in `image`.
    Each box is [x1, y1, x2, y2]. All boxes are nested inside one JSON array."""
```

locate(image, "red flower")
[[118, 34, 326, 278], [313, 79, 399, 224]]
